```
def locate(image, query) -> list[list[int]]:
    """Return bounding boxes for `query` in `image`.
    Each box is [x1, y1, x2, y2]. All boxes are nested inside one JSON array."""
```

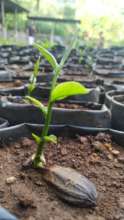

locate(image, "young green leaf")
[[34, 56, 41, 77], [27, 57, 41, 96], [28, 84, 36, 95], [32, 133, 57, 145], [51, 81, 89, 102], [26, 96, 47, 116], [32, 133, 41, 144], [60, 40, 77, 68], [35, 43, 58, 70], [44, 135, 57, 144]]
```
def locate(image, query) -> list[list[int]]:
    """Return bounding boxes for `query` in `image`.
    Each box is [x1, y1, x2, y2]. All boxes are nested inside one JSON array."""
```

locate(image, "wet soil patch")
[[0, 133, 124, 220]]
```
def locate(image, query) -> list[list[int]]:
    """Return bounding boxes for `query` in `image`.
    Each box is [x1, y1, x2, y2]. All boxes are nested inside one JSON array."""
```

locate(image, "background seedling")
[[27, 56, 41, 96]]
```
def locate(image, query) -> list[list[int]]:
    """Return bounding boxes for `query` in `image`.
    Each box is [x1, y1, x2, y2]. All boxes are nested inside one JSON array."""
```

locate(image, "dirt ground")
[[0, 81, 23, 89], [0, 133, 124, 220]]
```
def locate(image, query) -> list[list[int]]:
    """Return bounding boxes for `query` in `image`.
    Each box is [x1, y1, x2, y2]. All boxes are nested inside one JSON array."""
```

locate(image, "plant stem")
[[33, 101, 53, 167], [33, 67, 60, 167]]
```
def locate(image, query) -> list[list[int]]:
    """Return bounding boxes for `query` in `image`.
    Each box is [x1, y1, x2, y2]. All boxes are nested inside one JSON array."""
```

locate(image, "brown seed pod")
[[42, 165, 97, 207]]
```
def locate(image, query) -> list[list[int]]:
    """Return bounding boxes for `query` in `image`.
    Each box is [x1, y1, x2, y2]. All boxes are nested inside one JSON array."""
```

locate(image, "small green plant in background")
[[85, 55, 94, 72], [27, 43, 89, 168], [27, 56, 41, 96]]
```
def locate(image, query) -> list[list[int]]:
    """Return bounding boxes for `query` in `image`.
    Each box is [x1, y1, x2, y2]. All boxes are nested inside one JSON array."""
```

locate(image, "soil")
[[95, 75, 124, 84], [0, 132, 124, 220], [113, 80, 124, 85], [0, 80, 23, 89], [59, 74, 95, 82], [53, 102, 100, 110], [5, 97, 100, 110], [6, 96, 26, 104], [63, 69, 89, 76]]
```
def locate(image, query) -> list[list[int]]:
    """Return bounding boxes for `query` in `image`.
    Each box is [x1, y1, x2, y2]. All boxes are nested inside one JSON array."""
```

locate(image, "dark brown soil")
[[59, 74, 95, 82], [0, 80, 23, 89], [54, 102, 90, 110], [54, 102, 100, 110], [63, 69, 89, 76], [0, 132, 124, 220], [6, 97, 100, 110]]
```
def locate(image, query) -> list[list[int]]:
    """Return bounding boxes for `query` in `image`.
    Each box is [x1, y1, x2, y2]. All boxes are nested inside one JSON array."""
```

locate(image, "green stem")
[[33, 67, 60, 167], [33, 101, 53, 167]]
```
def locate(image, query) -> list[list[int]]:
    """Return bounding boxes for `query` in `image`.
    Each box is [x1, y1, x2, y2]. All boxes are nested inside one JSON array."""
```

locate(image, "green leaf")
[[34, 57, 40, 77], [51, 81, 89, 102], [44, 135, 57, 144], [28, 83, 36, 94], [29, 74, 36, 84], [60, 40, 77, 68], [35, 43, 58, 70], [32, 133, 57, 145], [32, 133, 41, 144], [28, 57, 40, 95], [26, 96, 47, 116]]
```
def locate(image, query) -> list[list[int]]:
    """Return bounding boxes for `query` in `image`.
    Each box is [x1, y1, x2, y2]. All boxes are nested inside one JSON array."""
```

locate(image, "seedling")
[[27, 43, 89, 168], [27, 56, 41, 96], [85, 55, 93, 72]]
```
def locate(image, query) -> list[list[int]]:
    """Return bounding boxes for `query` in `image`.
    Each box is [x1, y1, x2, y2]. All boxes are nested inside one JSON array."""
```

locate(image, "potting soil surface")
[[0, 81, 23, 89], [6, 97, 99, 110], [0, 132, 123, 220]]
